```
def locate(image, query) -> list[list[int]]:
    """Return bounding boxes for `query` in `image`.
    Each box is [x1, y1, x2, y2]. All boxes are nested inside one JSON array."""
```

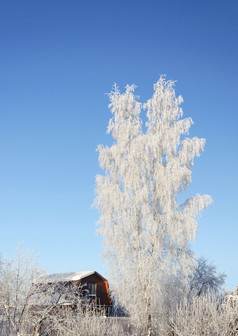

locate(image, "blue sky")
[[0, 0, 237, 289]]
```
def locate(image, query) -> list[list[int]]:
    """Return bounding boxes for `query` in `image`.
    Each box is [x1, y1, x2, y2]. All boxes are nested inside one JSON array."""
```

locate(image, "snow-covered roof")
[[34, 271, 97, 284]]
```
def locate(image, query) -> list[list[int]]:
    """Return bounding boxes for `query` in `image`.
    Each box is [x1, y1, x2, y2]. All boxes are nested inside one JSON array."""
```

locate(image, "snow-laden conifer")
[[95, 77, 212, 335]]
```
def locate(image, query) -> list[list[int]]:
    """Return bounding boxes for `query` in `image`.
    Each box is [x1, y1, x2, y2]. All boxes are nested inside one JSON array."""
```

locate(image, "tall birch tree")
[[95, 77, 212, 335]]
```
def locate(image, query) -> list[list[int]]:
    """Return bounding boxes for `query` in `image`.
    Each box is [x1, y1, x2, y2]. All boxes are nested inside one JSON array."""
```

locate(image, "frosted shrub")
[[48, 299, 124, 336], [173, 288, 238, 336], [173, 292, 222, 336], [220, 287, 238, 336]]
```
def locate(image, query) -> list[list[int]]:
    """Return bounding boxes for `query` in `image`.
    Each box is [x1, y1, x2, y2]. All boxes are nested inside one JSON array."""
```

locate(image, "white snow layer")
[[34, 271, 96, 283]]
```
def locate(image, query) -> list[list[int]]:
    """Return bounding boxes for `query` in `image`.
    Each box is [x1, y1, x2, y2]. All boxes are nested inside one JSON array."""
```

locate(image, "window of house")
[[88, 283, 96, 296]]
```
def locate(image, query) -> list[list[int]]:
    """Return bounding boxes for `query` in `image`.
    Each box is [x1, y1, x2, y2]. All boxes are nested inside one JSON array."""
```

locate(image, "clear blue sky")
[[0, 0, 237, 289]]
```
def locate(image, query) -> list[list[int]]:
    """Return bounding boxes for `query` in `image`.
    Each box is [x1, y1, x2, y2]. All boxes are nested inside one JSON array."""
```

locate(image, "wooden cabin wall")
[[79, 274, 111, 306]]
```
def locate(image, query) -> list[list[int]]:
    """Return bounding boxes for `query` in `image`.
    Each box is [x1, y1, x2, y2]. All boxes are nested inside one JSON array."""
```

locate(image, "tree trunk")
[[169, 322, 174, 336], [146, 313, 152, 336]]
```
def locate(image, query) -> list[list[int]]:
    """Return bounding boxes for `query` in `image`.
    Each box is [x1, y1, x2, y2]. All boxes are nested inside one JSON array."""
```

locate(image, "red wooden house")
[[33, 271, 112, 314]]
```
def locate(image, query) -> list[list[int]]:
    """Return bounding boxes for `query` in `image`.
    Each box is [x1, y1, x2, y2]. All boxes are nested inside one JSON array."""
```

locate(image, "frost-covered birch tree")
[[95, 77, 212, 335]]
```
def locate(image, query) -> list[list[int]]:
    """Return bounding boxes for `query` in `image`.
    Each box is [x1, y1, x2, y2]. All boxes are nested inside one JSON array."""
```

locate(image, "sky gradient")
[[0, 0, 237, 289]]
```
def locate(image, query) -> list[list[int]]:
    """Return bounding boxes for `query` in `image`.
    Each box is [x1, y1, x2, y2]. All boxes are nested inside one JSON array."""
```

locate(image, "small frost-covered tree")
[[189, 257, 226, 297], [0, 246, 40, 336], [95, 77, 212, 335]]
